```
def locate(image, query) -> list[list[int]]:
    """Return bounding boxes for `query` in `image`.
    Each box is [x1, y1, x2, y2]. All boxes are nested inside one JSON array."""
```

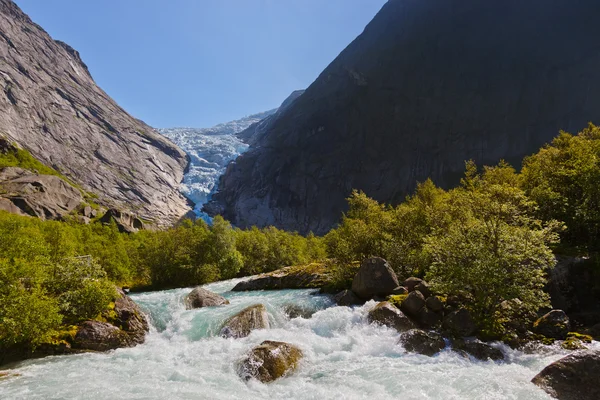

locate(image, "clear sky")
[[14, 0, 387, 128]]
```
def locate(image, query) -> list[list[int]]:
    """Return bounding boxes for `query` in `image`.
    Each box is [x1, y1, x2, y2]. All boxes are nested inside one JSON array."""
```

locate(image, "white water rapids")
[[1, 278, 596, 400]]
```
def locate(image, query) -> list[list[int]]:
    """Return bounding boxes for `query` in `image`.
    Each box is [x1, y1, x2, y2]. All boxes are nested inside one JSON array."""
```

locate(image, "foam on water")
[[1, 279, 595, 400]]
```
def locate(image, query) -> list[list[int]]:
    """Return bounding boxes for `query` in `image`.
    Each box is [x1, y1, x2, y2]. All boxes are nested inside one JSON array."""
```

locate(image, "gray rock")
[[237, 340, 303, 383], [111, 288, 149, 346], [368, 301, 416, 332], [185, 287, 229, 309], [0, 1, 190, 226], [403, 277, 423, 292], [283, 304, 315, 319], [425, 296, 444, 312], [532, 350, 600, 400], [400, 290, 426, 317], [414, 281, 432, 298], [232, 264, 327, 291], [415, 306, 442, 329], [73, 321, 124, 352], [0, 167, 83, 220], [351, 257, 399, 299], [220, 304, 270, 339], [533, 310, 571, 340], [391, 286, 408, 295], [334, 289, 362, 306], [453, 339, 504, 361], [100, 208, 144, 233], [399, 329, 446, 356], [442, 308, 477, 337]]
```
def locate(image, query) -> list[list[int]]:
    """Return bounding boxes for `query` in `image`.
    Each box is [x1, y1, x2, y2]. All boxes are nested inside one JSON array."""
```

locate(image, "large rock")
[[238, 340, 303, 383], [334, 289, 362, 306], [220, 304, 270, 339], [403, 277, 423, 292], [109, 288, 149, 346], [100, 209, 145, 233], [185, 287, 229, 309], [351, 257, 399, 299], [399, 329, 446, 357], [400, 290, 426, 317], [0, 1, 190, 226], [73, 321, 125, 352], [442, 308, 477, 337], [0, 167, 83, 220], [368, 301, 416, 332], [232, 263, 328, 291], [532, 350, 600, 400], [452, 339, 504, 361], [207, 0, 600, 235], [533, 310, 571, 340]]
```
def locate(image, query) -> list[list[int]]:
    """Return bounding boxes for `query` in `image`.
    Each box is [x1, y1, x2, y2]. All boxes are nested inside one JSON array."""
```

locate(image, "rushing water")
[[1, 278, 596, 400]]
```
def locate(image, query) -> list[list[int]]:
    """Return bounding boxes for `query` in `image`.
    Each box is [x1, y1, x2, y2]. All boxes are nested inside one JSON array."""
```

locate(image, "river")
[[1, 278, 595, 400]]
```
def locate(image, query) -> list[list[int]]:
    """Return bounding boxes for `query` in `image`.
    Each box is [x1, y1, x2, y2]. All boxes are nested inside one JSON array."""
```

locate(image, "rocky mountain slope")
[[208, 0, 600, 235], [0, 0, 190, 225]]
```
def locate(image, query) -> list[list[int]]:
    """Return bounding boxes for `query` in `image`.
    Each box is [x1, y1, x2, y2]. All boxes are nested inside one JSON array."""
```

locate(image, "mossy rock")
[[387, 294, 408, 308], [562, 337, 587, 350], [238, 340, 303, 383], [220, 304, 270, 339]]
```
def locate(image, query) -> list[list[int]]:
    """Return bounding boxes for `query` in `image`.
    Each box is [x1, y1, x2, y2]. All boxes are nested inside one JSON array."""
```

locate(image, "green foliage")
[[326, 162, 562, 337], [521, 123, 600, 254]]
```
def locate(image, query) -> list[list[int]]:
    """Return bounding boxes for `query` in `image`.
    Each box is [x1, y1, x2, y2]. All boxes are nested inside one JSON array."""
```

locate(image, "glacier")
[[159, 90, 305, 221], [159, 110, 276, 220]]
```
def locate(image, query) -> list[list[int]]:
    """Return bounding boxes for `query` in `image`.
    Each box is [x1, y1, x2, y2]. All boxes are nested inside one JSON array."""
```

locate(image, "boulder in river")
[[232, 263, 328, 291], [73, 321, 125, 351], [351, 257, 399, 299], [221, 304, 270, 339], [400, 290, 426, 317], [283, 304, 315, 319], [334, 289, 362, 306], [111, 288, 150, 346], [442, 308, 477, 337], [368, 301, 416, 332], [185, 287, 230, 309], [452, 339, 504, 361], [533, 310, 571, 340], [532, 350, 600, 400], [238, 340, 303, 383], [399, 329, 446, 356]]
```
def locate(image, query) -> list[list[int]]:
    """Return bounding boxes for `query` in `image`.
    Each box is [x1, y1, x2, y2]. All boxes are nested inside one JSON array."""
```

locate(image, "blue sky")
[[15, 0, 387, 128]]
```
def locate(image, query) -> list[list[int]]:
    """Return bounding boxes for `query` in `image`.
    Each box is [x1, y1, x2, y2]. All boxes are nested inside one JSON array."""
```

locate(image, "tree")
[[425, 162, 561, 336]]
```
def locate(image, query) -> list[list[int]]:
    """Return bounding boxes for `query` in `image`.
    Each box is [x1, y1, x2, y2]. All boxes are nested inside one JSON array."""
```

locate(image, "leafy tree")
[[425, 162, 561, 336]]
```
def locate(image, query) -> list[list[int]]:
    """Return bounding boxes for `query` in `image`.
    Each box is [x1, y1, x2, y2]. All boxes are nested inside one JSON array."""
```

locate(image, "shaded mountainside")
[[0, 0, 191, 225], [208, 0, 600, 235]]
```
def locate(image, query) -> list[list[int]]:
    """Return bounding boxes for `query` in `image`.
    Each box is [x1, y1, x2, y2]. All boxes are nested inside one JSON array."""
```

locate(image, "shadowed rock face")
[[0, 167, 82, 219], [0, 0, 191, 226], [209, 0, 600, 235]]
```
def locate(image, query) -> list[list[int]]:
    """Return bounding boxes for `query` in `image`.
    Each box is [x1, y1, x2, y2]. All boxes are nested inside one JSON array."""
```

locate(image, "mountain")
[[0, 0, 190, 226], [161, 91, 303, 218], [207, 0, 600, 235]]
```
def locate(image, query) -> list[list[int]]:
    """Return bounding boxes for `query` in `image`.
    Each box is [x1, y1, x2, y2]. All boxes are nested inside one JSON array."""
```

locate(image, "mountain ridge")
[[208, 0, 600, 235]]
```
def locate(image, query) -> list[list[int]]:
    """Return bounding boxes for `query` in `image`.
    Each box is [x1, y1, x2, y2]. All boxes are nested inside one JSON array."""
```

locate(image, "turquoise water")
[[1, 278, 593, 400]]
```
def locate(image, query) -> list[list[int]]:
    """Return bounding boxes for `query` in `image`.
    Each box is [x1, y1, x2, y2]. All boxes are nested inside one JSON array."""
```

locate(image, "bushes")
[[325, 162, 562, 336]]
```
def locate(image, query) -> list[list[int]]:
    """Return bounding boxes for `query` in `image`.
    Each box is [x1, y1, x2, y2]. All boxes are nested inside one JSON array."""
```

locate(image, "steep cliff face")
[[0, 0, 191, 225], [209, 0, 600, 235]]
